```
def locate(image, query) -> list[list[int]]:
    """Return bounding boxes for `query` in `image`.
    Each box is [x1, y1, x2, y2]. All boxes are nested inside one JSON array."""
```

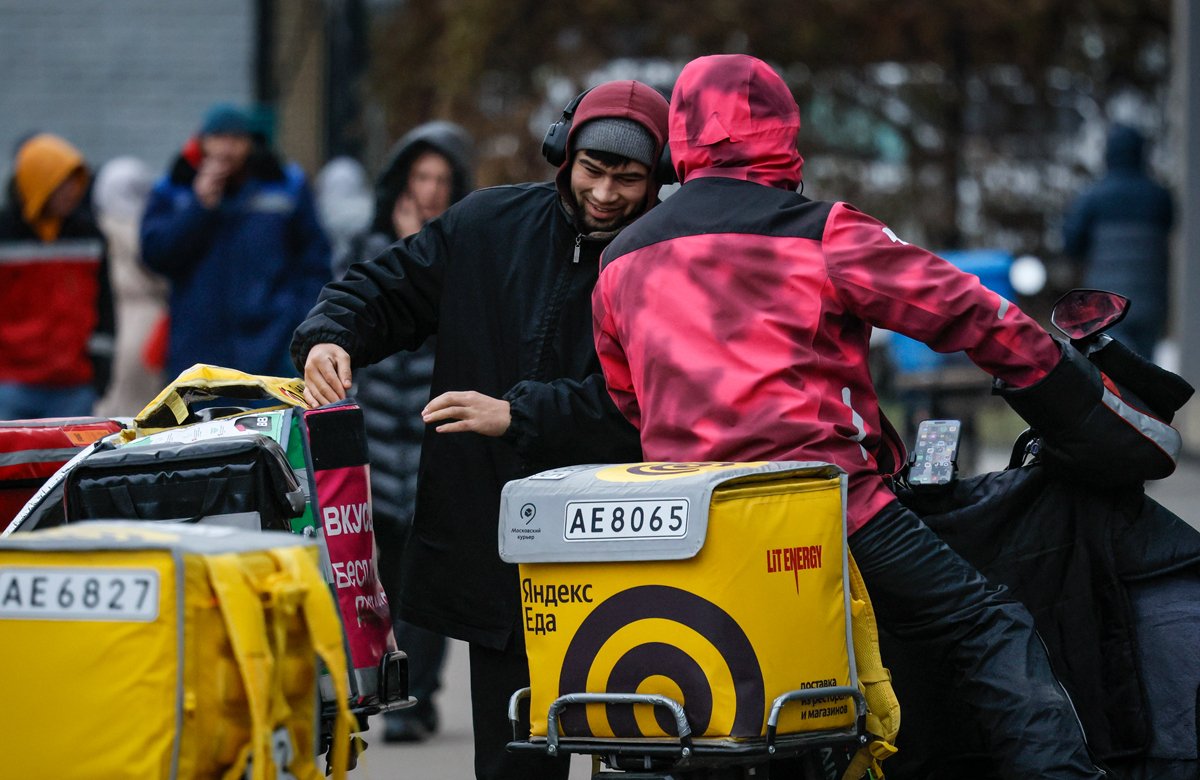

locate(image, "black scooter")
[[887, 288, 1200, 780]]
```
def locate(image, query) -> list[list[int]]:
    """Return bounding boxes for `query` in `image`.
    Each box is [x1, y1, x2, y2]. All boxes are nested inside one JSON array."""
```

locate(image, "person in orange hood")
[[0, 133, 114, 419]]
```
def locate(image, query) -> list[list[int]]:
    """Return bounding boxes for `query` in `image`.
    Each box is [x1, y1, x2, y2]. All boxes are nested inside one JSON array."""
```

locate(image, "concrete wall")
[[0, 0, 253, 186], [1175, 0, 1200, 451], [271, 0, 327, 175]]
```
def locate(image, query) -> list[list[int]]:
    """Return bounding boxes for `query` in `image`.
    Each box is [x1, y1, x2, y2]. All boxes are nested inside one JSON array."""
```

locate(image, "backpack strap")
[[268, 547, 357, 779], [842, 553, 900, 780], [207, 548, 356, 780], [207, 553, 278, 780]]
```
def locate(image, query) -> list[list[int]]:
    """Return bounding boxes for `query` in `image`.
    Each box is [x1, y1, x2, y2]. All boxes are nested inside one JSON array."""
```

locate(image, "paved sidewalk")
[[355, 454, 1200, 779], [354, 640, 591, 779]]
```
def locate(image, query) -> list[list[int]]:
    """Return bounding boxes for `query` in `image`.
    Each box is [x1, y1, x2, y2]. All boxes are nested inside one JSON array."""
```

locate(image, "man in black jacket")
[[290, 80, 669, 780]]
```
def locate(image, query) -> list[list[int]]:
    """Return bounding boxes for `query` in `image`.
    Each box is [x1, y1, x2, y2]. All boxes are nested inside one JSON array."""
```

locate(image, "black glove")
[[993, 338, 1180, 486]]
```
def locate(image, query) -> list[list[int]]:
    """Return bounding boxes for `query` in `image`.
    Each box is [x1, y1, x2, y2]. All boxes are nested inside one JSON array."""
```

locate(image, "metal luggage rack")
[[320, 650, 416, 728], [318, 650, 417, 771], [506, 684, 867, 774]]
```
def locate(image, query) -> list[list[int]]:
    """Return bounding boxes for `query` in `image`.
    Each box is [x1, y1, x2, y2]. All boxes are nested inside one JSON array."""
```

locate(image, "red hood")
[[669, 54, 803, 190], [554, 80, 670, 214]]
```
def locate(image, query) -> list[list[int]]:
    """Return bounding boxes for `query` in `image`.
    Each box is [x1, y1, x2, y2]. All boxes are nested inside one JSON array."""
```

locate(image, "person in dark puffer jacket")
[[334, 121, 475, 743]]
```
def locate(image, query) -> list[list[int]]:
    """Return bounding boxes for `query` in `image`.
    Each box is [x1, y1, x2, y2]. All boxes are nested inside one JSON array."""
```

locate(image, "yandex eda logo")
[[767, 545, 824, 593], [322, 502, 372, 536]]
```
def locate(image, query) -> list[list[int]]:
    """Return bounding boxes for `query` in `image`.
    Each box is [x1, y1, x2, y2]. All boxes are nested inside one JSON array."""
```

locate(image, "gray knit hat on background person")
[[573, 117, 656, 168]]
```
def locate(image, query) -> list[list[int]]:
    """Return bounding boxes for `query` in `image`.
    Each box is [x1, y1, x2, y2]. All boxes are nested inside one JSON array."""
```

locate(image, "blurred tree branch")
[[363, 0, 1171, 280]]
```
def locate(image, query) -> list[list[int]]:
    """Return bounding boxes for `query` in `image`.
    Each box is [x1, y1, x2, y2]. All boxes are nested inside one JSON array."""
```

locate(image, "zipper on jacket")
[[530, 232, 580, 380]]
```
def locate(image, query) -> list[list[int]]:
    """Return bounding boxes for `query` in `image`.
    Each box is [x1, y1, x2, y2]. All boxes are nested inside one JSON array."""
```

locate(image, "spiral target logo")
[[596, 462, 763, 483], [558, 585, 765, 738], [625, 462, 738, 476]]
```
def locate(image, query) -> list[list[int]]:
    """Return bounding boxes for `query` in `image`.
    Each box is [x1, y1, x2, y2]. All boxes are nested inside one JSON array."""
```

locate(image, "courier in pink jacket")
[[592, 57, 1060, 535], [593, 55, 1104, 778]]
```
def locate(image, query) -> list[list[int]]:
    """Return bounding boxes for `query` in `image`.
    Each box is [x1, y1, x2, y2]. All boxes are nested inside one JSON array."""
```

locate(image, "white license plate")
[[0, 567, 160, 622], [564, 499, 689, 541]]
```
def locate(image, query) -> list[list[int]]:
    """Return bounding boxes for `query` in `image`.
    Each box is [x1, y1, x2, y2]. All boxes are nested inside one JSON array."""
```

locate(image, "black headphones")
[[541, 89, 677, 184]]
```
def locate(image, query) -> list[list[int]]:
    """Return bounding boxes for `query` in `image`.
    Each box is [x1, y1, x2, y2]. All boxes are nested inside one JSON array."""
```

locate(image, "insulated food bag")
[[500, 462, 858, 741], [0, 521, 355, 779]]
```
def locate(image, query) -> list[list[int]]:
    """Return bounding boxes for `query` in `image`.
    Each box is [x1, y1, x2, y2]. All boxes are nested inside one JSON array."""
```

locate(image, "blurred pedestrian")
[[1063, 123, 1174, 358], [292, 81, 668, 780], [91, 156, 168, 417], [345, 121, 475, 744], [0, 133, 114, 420], [315, 155, 372, 273], [141, 103, 331, 379]]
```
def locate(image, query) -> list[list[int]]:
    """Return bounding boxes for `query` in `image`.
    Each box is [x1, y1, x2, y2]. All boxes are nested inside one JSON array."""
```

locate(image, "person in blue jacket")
[[1063, 123, 1174, 359], [141, 103, 331, 378]]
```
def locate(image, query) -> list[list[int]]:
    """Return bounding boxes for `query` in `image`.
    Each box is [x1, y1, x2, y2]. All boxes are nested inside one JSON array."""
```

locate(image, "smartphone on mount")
[[907, 419, 961, 487]]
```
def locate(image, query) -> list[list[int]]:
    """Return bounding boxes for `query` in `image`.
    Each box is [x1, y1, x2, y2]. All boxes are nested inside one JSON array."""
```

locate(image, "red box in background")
[[0, 418, 122, 531]]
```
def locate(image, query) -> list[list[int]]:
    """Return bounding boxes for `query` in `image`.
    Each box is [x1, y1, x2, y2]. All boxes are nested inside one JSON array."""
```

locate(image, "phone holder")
[[905, 419, 961, 489]]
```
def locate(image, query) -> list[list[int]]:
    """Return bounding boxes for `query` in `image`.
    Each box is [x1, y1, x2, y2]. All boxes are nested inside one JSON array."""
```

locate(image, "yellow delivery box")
[[0, 521, 355, 780], [499, 461, 859, 743]]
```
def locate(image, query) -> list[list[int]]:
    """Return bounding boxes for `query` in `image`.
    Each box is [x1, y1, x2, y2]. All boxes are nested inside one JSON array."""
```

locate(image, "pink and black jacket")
[[592, 55, 1061, 534]]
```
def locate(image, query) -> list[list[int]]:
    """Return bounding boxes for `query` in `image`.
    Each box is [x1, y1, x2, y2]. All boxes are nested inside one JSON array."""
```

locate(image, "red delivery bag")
[[300, 404, 399, 709], [0, 418, 122, 530]]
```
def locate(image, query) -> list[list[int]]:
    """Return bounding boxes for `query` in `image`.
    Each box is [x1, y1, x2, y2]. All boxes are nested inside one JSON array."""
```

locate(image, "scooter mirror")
[[1050, 288, 1130, 341]]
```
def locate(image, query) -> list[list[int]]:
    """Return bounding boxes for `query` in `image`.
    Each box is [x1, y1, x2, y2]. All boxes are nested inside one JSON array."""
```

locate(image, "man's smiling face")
[[569, 150, 651, 233]]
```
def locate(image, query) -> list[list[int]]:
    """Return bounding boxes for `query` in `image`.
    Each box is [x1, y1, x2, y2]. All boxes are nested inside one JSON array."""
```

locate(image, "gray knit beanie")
[[573, 118, 656, 168]]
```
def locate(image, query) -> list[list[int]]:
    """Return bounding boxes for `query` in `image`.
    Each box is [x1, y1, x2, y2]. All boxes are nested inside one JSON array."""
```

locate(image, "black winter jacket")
[[291, 182, 642, 648]]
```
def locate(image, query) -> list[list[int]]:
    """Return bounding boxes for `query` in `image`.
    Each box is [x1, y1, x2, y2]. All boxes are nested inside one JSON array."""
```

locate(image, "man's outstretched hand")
[[423, 391, 511, 436], [304, 343, 353, 407]]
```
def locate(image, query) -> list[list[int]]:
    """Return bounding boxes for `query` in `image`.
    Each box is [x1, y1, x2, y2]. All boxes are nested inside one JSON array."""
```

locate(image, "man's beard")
[[576, 198, 638, 234]]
